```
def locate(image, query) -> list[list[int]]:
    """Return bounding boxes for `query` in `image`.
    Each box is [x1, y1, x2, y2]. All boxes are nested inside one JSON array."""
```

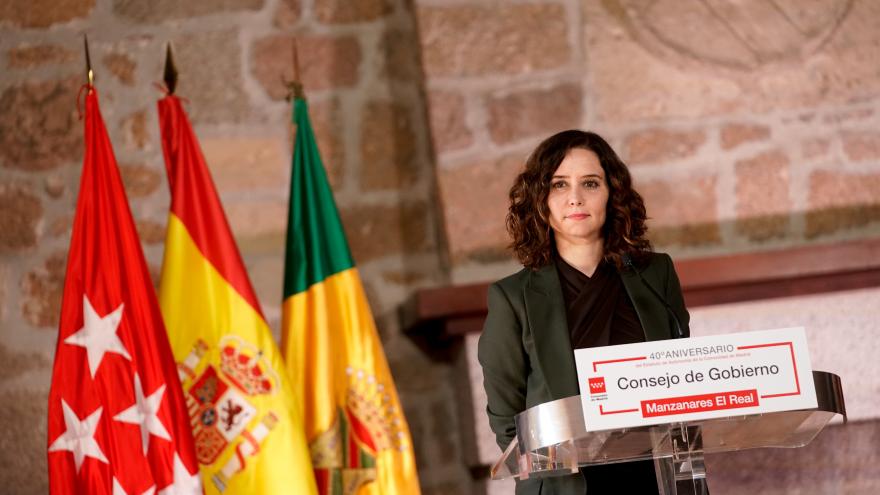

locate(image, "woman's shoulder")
[[490, 266, 531, 291], [634, 250, 673, 266], [633, 251, 677, 279], [647, 251, 673, 263], [622, 251, 675, 277]]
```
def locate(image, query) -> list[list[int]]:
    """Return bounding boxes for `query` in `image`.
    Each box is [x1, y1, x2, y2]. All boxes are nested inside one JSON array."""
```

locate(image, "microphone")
[[621, 253, 685, 339]]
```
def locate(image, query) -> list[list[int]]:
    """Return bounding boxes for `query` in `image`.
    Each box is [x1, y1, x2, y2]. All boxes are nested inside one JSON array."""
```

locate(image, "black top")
[[554, 254, 659, 495], [554, 256, 645, 348]]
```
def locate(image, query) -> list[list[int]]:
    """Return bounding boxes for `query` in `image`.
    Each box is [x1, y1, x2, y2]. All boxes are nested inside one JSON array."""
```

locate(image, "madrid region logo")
[[588, 377, 608, 401]]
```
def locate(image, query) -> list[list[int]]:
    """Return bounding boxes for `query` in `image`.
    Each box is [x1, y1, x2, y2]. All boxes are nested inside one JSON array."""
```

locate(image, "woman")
[[478, 130, 690, 494]]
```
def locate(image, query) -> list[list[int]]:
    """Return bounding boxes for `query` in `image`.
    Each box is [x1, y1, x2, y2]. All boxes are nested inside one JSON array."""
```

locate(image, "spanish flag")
[[280, 96, 421, 495], [157, 94, 318, 495]]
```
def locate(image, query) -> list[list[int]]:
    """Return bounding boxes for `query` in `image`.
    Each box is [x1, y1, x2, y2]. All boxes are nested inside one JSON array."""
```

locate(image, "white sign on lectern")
[[574, 327, 817, 431]]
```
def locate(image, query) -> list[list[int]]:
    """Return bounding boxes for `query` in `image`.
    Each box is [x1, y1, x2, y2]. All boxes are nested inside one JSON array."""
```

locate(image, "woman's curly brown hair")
[[507, 130, 652, 270]]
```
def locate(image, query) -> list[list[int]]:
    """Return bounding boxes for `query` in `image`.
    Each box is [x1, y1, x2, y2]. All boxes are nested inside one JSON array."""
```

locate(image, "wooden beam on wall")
[[402, 238, 880, 341]]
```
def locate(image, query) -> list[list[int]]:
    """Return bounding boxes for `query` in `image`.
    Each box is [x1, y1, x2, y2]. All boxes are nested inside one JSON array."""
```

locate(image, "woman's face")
[[547, 148, 609, 245]]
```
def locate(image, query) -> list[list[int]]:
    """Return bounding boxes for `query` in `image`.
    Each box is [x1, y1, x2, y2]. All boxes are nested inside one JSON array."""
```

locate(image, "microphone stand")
[[622, 254, 685, 339]]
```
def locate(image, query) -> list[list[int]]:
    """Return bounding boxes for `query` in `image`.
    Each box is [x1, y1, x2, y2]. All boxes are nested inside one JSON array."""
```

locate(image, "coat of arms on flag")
[[280, 94, 422, 495], [308, 367, 411, 495], [176, 336, 279, 491], [157, 83, 317, 495]]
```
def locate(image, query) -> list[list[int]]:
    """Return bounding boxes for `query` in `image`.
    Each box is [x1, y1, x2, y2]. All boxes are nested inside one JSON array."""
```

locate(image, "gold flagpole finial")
[[164, 43, 179, 95], [83, 34, 94, 87], [283, 36, 304, 101]]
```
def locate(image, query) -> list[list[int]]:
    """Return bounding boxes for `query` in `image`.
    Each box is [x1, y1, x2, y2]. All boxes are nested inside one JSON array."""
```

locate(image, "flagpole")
[[284, 37, 304, 101], [83, 34, 94, 90], [164, 43, 179, 95]]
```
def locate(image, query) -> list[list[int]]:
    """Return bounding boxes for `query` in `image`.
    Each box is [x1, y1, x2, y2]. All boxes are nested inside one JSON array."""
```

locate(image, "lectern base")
[[654, 424, 709, 495]]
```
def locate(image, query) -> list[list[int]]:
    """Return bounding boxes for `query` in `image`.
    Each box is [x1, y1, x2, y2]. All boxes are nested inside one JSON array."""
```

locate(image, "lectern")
[[490, 371, 845, 495]]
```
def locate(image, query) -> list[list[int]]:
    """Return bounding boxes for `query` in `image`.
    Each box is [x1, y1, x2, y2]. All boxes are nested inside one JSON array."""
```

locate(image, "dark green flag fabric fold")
[[283, 97, 353, 298]]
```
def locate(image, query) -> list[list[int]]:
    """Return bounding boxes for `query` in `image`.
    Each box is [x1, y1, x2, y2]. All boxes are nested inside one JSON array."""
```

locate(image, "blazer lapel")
[[620, 261, 670, 342], [524, 265, 580, 400]]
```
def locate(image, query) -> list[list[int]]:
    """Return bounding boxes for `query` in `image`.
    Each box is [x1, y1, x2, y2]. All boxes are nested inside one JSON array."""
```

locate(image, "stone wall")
[[418, 0, 880, 283], [0, 0, 460, 493], [412, 1, 880, 493], [2, 0, 880, 494]]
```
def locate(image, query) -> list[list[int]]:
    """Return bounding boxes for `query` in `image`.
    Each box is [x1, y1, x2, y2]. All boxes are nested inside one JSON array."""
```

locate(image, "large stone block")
[[0, 263, 6, 321], [0, 77, 82, 171], [426, 90, 472, 154], [625, 128, 707, 165], [121, 110, 150, 150], [339, 201, 431, 263], [307, 98, 345, 188], [119, 163, 161, 198], [486, 83, 583, 145], [0, 182, 43, 252], [0, 0, 93, 27], [102, 52, 136, 86], [44, 174, 66, 199], [584, 0, 880, 122], [721, 123, 771, 150], [802, 137, 831, 160], [273, 0, 300, 27], [48, 215, 73, 239], [224, 198, 289, 245], [380, 269, 427, 287], [823, 106, 874, 125], [417, 3, 570, 78], [251, 35, 361, 100], [113, 0, 263, 23], [806, 170, 880, 238], [135, 219, 166, 245], [841, 131, 880, 162], [20, 251, 67, 328], [200, 136, 287, 194], [315, 0, 392, 24], [735, 149, 791, 240], [360, 100, 418, 190], [379, 28, 422, 83], [172, 30, 249, 124], [0, 389, 48, 494], [437, 154, 524, 262], [637, 176, 721, 247], [240, 254, 283, 324], [6, 44, 77, 69], [0, 343, 50, 383]]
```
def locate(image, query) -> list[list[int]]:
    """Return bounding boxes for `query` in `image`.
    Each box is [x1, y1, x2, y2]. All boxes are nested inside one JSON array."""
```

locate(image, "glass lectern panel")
[[491, 370, 844, 494]]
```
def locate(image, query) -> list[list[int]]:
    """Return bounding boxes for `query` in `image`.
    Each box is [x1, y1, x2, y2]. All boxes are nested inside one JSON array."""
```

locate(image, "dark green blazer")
[[477, 253, 690, 495]]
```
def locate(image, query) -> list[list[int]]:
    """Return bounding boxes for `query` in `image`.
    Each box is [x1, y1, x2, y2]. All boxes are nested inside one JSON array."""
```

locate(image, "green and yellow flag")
[[157, 94, 318, 494], [281, 96, 421, 495]]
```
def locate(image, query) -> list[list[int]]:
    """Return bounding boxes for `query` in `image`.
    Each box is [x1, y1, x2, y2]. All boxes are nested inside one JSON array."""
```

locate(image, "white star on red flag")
[[157, 452, 202, 495], [113, 373, 172, 455], [64, 295, 130, 378], [47, 399, 108, 472], [47, 87, 201, 494]]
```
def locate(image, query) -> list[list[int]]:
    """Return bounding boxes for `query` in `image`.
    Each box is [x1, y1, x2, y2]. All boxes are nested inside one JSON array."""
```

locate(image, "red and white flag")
[[47, 86, 201, 495]]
